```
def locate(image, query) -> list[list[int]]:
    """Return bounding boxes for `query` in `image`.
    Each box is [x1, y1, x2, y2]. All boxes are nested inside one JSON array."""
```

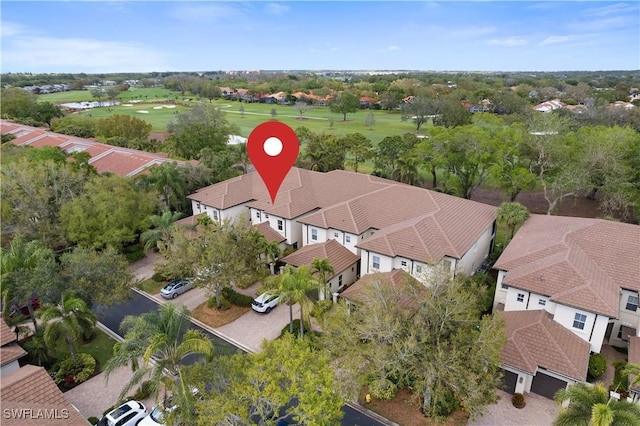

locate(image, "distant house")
[[359, 97, 375, 108], [533, 99, 564, 113]]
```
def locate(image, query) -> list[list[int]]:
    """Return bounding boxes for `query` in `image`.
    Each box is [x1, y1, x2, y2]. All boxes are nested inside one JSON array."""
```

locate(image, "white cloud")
[[387, 45, 400, 51], [1, 21, 28, 37], [488, 37, 528, 47], [3, 35, 171, 73], [265, 3, 290, 16], [169, 4, 245, 24], [583, 3, 639, 17], [539, 35, 569, 45]]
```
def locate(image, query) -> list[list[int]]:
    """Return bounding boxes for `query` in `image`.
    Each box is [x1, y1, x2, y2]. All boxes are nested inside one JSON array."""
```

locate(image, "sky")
[[1, 1, 639, 73]]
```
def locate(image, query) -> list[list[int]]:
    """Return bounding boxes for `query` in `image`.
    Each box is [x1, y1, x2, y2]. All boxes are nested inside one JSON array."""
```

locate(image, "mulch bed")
[[191, 302, 250, 328]]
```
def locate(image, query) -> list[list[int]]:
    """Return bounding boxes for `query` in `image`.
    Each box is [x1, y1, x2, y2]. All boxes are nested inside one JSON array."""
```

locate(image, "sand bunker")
[[122, 103, 134, 107], [164, 105, 176, 108], [137, 110, 149, 114], [153, 106, 163, 110]]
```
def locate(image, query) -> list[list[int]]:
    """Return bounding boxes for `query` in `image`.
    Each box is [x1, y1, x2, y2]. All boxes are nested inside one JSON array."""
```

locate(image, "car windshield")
[[149, 406, 165, 422], [163, 283, 177, 291]]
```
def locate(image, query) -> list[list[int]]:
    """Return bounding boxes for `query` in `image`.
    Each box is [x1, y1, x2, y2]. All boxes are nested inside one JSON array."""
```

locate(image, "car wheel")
[[172, 293, 178, 299], [265, 307, 272, 314]]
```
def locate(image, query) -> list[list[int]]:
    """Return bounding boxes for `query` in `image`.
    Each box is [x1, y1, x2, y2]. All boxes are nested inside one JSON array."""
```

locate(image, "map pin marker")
[[247, 121, 300, 204]]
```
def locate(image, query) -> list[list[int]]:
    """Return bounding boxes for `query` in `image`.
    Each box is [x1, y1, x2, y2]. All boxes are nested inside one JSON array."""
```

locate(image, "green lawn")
[[51, 328, 116, 372], [136, 278, 166, 295], [39, 89, 422, 142]]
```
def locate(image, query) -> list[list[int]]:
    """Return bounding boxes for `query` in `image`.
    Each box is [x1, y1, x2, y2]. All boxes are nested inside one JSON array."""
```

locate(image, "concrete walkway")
[[468, 389, 560, 426]]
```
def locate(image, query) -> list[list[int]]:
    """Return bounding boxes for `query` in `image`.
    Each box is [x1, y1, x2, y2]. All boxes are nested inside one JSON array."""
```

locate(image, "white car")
[[251, 293, 280, 313], [138, 402, 174, 426], [97, 400, 147, 426]]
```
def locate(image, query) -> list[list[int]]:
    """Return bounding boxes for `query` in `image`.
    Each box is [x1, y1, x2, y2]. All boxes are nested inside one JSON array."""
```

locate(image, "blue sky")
[[1, 1, 638, 73]]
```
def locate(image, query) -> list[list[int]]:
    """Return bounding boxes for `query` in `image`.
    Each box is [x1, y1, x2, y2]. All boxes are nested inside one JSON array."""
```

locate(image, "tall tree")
[[140, 210, 184, 252], [342, 132, 373, 173], [94, 114, 152, 141], [60, 174, 158, 249], [311, 258, 335, 300], [392, 155, 422, 186], [401, 96, 439, 132], [329, 91, 359, 121], [496, 202, 530, 247], [136, 162, 186, 212], [38, 292, 96, 359], [105, 304, 214, 403], [166, 103, 240, 160], [184, 334, 344, 425], [553, 382, 640, 426], [59, 246, 134, 309], [270, 265, 322, 338]]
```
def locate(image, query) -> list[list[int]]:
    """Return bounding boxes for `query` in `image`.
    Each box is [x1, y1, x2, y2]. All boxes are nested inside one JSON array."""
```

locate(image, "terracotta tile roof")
[[502, 310, 590, 381], [1, 119, 189, 177], [281, 240, 359, 279], [341, 269, 425, 308], [1, 318, 17, 346], [0, 319, 27, 365], [173, 213, 206, 239], [629, 336, 640, 392], [494, 215, 640, 317], [254, 221, 286, 243], [1, 365, 89, 425]]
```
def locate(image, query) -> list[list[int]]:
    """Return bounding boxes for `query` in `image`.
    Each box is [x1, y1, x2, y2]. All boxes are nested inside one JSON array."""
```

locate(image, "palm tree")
[[38, 292, 96, 359], [311, 258, 334, 300], [392, 155, 421, 186], [304, 151, 325, 172], [272, 265, 321, 338], [1, 237, 55, 331], [496, 202, 530, 247], [232, 143, 250, 174], [142, 163, 186, 212], [104, 304, 214, 403], [623, 362, 640, 389], [554, 382, 640, 426], [140, 210, 184, 251]]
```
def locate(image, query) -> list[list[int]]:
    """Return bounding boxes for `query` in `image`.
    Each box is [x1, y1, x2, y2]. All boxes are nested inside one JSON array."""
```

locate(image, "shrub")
[[433, 388, 460, 417], [512, 393, 526, 409], [280, 319, 311, 337], [368, 378, 398, 401], [124, 249, 145, 263], [221, 287, 254, 307], [54, 353, 96, 385], [133, 380, 154, 400], [87, 416, 99, 425], [152, 271, 169, 282], [588, 353, 607, 379], [310, 300, 333, 318], [207, 296, 231, 310]]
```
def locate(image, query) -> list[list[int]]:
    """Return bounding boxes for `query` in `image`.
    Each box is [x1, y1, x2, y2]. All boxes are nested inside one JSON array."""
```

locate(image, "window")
[[626, 295, 639, 312], [516, 293, 525, 303], [415, 264, 422, 274], [213, 210, 219, 221], [401, 261, 407, 267], [346, 235, 351, 243], [338, 275, 343, 287], [265, 214, 269, 219], [196, 202, 201, 210], [573, 313, 587, 330], [277, 220, 283, 231], [334, 232, 339, 238], [256, 211, 261, 219], [538, 299, 547, 306], [311, 229, 318, 241], [372, 255, 380, 269]]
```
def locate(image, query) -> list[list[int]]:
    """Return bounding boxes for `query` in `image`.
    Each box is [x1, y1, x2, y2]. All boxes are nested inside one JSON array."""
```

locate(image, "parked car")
[[251, 293, 280, 314], [97, 400, 147, 426], [160, 279, 193, 299], [139, 387, 199, 426], [8, 298, 41, 318]]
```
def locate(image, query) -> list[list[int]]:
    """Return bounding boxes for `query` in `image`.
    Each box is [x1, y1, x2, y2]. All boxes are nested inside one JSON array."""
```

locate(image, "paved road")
[[96, 290, 388, 426]]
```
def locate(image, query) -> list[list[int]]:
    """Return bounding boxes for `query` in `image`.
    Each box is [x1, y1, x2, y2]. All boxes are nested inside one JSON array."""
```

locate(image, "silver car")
[[160, 279, 193, 299]]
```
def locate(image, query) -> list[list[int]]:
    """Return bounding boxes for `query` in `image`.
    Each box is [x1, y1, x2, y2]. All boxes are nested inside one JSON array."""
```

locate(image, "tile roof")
[[1, 119, 189, 177], [494, 215, 640, 317], [0, 319, 26, 366], [1, 365, 89, 425], [281, 240, 359, 279], [341, 269, 425, 308], [254, 221, 286, 243], [502, 310, 590, 381]]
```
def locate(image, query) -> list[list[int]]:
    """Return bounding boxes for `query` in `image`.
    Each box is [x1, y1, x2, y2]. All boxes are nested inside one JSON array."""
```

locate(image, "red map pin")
[[247, 121, 300, 204]]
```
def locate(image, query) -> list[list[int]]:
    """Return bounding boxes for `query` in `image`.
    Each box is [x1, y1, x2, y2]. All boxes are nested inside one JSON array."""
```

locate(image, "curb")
[[96, 321, 124, 343], [130, 288, 255, 354], [345, 401, 400, 426]]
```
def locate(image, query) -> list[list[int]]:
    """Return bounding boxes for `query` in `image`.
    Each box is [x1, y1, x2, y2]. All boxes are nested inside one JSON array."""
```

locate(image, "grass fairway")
[[40, 89, 422, 142]]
